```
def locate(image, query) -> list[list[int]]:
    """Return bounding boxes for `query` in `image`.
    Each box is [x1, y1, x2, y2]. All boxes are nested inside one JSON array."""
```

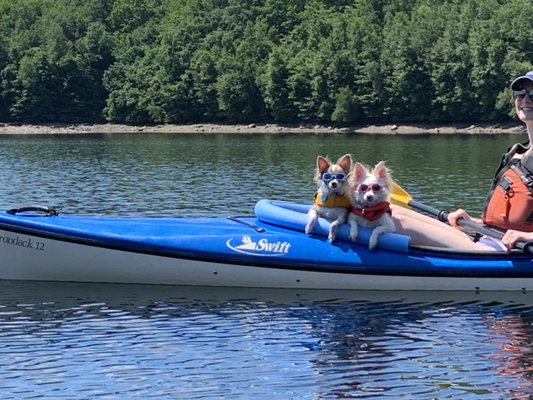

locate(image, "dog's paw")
[[305, 223, 313, 234], [368, 235, 378, 250], [328, 224, 339, 242]]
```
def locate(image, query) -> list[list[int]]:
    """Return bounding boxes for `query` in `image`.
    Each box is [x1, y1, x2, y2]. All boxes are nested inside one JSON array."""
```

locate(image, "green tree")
[[490, 0, 533, 118], [103, 0, 163, 122], [0, 0, 531, 125], [332, 86, 361, 123], [260, 49, 296, 122], [379, 9, 434, 121]]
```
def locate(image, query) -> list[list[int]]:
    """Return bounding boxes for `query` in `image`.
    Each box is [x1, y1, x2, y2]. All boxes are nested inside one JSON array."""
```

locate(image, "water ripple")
[[0, 134, 532, 398], [1, 282, 532, 399]]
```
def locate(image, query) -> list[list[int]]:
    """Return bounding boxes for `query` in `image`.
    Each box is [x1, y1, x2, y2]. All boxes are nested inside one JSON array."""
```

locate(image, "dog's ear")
[[354, 162, 367, 182], [337, 154, 352, 173], [317, 156, 330, 173], [373, 161, 390, 180]]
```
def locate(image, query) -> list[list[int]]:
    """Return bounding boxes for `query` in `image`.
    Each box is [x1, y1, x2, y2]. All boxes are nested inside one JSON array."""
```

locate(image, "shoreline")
[[0, 122, 526, 135]]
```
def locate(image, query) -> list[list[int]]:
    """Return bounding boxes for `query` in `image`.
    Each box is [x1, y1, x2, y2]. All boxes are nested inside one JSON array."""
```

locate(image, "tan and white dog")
[[305, 154, 352, 242], [348, 161, 396, 250]]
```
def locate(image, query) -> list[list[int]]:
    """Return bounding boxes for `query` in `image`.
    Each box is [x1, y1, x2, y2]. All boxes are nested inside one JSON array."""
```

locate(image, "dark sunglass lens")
[[359, 184, 368, 192], [322, 173, 332, 181], [514, 89, 533, 100], [514, 90, 526, 99], [336, 173, 346, 180], [372, 184, 382, 191]]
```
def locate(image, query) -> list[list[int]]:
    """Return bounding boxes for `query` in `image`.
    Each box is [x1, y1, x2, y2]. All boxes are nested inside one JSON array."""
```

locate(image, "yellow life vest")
[[314, 192, 351, 208]]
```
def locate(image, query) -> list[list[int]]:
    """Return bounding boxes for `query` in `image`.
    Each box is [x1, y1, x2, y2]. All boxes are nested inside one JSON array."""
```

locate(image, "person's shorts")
[[475, 235, 507, 251]]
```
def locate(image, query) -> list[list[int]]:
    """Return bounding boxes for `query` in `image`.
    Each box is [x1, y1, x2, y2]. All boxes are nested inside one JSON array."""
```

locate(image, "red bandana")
[[351, 201, 392, 221]]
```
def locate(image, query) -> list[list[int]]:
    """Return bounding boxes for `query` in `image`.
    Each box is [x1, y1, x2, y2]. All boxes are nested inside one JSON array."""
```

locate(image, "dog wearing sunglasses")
[[348, 161, 396, 250], [305, 154, 353, 242]]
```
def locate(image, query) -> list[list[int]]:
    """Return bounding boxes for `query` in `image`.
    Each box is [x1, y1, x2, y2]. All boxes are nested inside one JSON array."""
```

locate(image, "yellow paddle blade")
[[390, 181, 413, 207]]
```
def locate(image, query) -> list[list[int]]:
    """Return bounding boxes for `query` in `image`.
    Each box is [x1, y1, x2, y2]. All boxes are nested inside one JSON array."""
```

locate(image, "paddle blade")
[[390, 182, 413, 207]]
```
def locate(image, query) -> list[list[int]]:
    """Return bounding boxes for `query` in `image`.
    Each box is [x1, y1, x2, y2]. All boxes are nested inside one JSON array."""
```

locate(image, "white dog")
[[348, 161, 396, 250], [305, 154, 352, 242]]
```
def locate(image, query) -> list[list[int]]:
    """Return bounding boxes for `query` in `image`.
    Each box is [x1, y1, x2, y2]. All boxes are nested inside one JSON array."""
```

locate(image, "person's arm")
[[449, 209, 533, 249]]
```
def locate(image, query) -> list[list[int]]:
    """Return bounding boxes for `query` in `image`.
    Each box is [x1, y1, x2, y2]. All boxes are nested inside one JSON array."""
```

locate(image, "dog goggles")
[[358, 183, 382, 192], [322, 172, 346, 182], [513, 88, 533, 101]]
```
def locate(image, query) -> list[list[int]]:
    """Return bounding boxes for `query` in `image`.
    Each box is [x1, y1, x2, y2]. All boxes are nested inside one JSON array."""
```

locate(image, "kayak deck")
[[0, 201, 532, 290]]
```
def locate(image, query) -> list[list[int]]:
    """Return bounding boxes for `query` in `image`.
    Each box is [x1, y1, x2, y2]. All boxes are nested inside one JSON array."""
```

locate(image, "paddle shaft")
[[391, 181, 531, 251], [407, 199, 529, 251]]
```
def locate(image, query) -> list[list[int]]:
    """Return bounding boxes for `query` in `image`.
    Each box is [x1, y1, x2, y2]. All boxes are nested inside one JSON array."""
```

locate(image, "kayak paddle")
[[390, 181, 529, 251]]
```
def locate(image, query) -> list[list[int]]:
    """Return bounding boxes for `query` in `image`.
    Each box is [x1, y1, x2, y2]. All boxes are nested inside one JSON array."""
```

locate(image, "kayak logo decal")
[[226, 235, 291, 256]]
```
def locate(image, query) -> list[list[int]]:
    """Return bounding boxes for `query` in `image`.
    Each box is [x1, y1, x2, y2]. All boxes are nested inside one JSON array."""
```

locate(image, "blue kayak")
[[0, 199, 531, 291]]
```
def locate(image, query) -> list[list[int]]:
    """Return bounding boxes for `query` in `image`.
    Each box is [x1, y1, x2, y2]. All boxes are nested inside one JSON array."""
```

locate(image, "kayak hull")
[[0, 200, 532, 291]]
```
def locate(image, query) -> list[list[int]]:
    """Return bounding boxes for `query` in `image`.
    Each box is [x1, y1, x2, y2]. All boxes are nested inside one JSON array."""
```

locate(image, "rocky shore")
[[0, 122, 526, 135]]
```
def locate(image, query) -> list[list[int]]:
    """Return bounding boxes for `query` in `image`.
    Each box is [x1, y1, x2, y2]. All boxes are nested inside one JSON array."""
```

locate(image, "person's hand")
[[447, 208, 482, 227], [501, 229, 533, 249]]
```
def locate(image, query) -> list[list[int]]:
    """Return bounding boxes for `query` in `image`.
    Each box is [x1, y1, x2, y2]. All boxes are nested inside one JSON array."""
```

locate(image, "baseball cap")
[[510, 70, 533, 90]]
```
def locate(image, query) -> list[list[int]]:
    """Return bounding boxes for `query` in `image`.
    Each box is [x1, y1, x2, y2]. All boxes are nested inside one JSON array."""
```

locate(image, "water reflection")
[[304, 295, 533, 398], [0, 281, 532, 399], [485, 312, 533, 393], [0, 133, 532, 399]]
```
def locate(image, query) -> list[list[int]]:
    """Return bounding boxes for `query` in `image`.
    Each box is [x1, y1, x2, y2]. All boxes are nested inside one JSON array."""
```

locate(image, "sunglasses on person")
[[322, 172, 346, 182], [358, 183, 382, 192], [512, 88, 533, 101]]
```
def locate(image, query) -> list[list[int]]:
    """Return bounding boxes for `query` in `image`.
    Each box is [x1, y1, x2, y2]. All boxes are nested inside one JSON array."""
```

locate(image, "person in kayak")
[[392, 71, 533, 251]]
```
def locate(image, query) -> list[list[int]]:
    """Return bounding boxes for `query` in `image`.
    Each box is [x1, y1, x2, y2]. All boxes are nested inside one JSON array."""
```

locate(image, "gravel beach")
[[0, 122, 526, 135]]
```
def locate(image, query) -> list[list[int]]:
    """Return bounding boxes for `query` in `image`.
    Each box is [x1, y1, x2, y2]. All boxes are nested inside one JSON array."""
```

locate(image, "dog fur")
[[348, 161, 396, 249], [305, 154, 352, 242]]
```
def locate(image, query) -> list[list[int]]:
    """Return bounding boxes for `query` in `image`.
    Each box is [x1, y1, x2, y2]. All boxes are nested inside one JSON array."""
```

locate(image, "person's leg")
[[391, 205, 481, 250]]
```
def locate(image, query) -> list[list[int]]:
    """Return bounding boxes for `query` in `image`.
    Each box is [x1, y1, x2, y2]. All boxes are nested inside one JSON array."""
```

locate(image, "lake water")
[[0, 132, 532, 399]]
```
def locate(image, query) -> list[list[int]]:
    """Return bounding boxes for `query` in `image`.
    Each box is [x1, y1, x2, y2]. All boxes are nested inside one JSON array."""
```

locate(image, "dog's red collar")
[[351, 201, 392, 221]]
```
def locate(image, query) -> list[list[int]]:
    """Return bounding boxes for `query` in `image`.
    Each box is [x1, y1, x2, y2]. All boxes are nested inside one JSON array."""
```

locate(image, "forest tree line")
[[0, 0, 531, 125]]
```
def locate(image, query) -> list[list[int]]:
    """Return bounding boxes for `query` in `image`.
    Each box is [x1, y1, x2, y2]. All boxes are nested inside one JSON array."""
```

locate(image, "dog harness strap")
[[351, 201, 392, 221], [314, 192, 351, 208]]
